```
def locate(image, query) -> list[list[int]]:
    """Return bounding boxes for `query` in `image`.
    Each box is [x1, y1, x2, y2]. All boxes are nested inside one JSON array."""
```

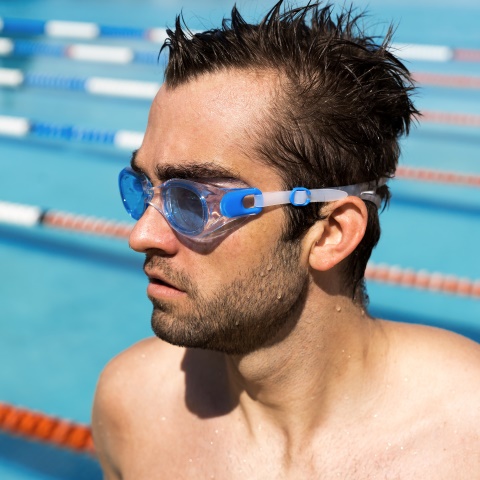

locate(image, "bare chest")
[[118, 421, 473, 480]]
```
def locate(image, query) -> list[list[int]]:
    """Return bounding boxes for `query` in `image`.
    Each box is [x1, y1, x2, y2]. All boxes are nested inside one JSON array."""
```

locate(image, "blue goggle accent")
[[119, 167, 384, 241]]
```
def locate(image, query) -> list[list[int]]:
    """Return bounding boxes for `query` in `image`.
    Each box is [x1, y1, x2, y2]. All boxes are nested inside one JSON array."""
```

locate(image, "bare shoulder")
[[383, 319, 480, 380], [91, 337, 186, 477], [373, 321, 480, 474], [92, 336, 187, 423], [381, 320, 480, 431]]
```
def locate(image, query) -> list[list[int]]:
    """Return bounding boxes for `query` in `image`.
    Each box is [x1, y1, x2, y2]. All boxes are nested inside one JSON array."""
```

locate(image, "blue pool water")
[[0, 0, 479, 478]]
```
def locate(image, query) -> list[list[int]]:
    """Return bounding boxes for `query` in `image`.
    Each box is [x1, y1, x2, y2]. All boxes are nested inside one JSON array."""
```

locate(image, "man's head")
[[161, 0, 418, 305]]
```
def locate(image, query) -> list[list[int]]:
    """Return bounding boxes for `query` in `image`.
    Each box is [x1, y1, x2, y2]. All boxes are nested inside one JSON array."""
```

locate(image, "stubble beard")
[[148, 238, 308, 355]]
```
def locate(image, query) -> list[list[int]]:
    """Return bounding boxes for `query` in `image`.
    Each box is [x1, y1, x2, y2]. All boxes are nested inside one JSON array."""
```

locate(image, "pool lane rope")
[[0, 402, 94, 455], [0, 115, 144, 150], [0, 68, 160, 99], [0, 110, 479, 152], [421, 110, 480, 128], [0, 199, 479, 299], [1, 37, 480, 68], [366, 263, 480, 299], [391, 42, 480, 63], [0, 17, 170, 43], [412, 72, 480, 90], [395, 166, 480, 187], [0, 201, 132, 239], [0, 37, 159, 65], [1, 17, 480, 63], [1, 69, 479, 99]]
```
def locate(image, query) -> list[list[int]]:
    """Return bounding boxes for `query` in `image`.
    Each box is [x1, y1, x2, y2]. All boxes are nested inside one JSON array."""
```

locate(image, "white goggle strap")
[[254, 187, 347, 208], [253, 179, 385, 209]]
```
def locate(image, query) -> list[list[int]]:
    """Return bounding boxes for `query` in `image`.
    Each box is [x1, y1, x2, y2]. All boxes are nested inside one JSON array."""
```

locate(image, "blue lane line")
[[30, 122, 117, 144], [24, 73, 87, 91], [4, 39, 160, 65], [0, 18, 46, 35], [99, 25, 146, 38]]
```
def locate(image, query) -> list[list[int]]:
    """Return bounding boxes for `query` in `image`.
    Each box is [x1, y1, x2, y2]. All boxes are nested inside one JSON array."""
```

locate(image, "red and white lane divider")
[[366, 263, 480, 299], [0, 201, 133, 239], [392, 43, 480, 63], [413, 72, 480, 90], [395, 166, 480, 188], [422, 110, 480, 128], [0, 402, 94, 454], [1, 200, 478, 299]]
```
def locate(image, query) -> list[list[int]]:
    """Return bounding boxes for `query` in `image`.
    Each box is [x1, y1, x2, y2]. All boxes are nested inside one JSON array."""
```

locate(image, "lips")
[[144, 269, 186, 297], [146, 271, 180, 290]]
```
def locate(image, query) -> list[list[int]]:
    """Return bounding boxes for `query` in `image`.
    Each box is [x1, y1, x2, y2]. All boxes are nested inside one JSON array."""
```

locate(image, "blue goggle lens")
[[119, 169, 209, 235], [119, 169, 147, 220], [163, 182, 207, 235]]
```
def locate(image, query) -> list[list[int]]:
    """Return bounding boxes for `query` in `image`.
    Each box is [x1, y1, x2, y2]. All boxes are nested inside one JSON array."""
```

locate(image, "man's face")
[[129, 70, 310, 355]]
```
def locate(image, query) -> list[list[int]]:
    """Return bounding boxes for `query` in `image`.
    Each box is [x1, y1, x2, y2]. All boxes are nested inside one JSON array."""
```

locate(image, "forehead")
[[136, 69, 281, 186]]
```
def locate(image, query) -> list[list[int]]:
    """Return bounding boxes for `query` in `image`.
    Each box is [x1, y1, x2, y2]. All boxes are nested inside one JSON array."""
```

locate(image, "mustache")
[[143, 254, 197, 294]]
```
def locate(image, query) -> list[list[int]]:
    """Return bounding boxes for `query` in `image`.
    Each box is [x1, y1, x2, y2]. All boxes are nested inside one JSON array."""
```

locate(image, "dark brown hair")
[[161, 1, 419, 305]]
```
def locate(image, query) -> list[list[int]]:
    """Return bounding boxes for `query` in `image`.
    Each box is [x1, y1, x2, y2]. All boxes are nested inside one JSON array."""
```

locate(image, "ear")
[[305, 196, 368, 272]]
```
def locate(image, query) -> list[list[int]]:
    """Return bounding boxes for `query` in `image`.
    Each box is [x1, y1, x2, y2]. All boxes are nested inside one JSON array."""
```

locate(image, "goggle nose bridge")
[[144, 186, 166, 217]]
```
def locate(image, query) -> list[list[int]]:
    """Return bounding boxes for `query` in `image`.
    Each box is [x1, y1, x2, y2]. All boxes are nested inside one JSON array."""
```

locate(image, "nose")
[[128, 204, 179, 255]]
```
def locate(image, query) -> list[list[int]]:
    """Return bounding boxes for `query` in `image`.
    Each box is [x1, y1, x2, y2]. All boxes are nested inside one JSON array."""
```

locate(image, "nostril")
[[128, 206, 180, 255]]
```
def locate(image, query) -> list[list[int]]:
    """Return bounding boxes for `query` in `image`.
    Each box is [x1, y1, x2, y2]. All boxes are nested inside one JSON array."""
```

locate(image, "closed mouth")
[[146, 272, 184, 292]]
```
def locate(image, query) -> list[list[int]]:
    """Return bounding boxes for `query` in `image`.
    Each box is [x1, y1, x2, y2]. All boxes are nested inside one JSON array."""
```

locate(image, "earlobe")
[[308, 197, 368, 272]]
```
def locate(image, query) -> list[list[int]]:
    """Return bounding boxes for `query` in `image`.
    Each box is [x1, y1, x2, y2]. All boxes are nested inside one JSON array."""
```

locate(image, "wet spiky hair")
[[160, 1, 418, 305]]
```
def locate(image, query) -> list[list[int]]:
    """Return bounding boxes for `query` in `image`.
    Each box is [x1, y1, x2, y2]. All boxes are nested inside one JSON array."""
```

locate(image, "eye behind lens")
[[163, 182, 208, 236]]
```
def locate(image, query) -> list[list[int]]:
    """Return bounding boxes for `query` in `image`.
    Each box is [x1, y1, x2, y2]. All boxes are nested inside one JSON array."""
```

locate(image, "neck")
[[224, 292, 388, 441]]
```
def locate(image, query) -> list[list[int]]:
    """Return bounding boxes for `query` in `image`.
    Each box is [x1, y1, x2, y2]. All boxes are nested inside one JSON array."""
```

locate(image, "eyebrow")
[[130, 149, 242, 182], [130, 149, 141, 172]]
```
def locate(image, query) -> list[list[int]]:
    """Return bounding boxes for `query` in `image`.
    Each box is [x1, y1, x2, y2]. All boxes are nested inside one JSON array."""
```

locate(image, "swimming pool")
[[1, 0, 479, 477]]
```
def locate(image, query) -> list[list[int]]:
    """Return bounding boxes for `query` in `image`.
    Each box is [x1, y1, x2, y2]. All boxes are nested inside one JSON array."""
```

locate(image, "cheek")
[[182, 209, 290, 292], [184, 239, 265, 290]]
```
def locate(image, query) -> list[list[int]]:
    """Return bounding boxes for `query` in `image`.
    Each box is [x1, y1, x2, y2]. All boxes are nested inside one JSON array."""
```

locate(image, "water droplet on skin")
[[335, 306, 342, 312], [260, 272, 265, 277], [235, 321, 240, 326], [267, 264, 273, 271], [277, 293, 283, 300], [161, 416, 166, 421]]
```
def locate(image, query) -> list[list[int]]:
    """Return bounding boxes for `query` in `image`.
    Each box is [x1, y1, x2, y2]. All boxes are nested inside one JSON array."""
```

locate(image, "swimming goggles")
[[119, 166, 384, 241]]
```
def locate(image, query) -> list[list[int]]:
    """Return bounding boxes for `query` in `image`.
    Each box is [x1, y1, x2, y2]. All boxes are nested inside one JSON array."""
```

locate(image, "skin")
[[92, 69, 480, 479]]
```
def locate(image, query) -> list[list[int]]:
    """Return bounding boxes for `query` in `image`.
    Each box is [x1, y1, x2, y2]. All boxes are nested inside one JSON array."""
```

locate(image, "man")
[[92, 2, 480, 478]]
